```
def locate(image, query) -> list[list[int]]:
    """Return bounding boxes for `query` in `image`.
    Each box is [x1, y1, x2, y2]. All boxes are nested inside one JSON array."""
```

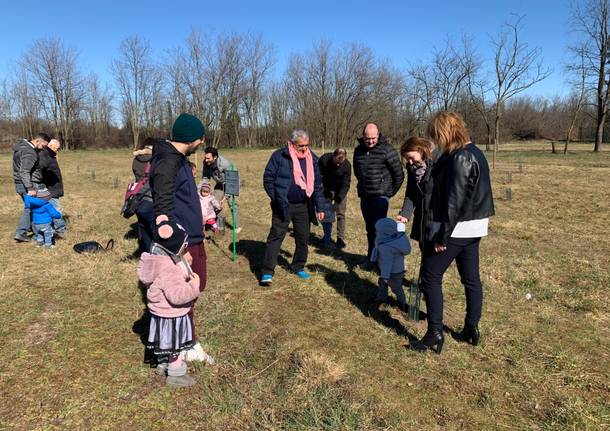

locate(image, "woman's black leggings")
[[420, 237, 483, 330]]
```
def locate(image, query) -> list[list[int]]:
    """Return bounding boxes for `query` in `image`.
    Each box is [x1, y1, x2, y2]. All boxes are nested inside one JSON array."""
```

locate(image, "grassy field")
[[0, 142, 608, 430]]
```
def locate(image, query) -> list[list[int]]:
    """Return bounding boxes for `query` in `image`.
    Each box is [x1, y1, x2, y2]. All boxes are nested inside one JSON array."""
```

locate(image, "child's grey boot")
[[166, 361, 196, 387]]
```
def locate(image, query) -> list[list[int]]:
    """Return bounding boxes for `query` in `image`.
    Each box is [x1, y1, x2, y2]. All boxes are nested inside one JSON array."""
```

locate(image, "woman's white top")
[[451, 218, 489, 238]]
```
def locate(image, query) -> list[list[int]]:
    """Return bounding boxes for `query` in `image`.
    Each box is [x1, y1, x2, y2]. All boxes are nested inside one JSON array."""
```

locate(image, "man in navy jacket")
[[260, 129, 327, 285]]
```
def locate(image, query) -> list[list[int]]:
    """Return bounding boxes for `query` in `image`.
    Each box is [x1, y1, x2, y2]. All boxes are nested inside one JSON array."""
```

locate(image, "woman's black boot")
[[412, 328, 444, 354], [453, 324, 480, 346]]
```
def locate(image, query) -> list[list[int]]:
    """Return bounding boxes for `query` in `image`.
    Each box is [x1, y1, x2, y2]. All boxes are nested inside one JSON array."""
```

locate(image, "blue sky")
[[0, 0, 573, 97]]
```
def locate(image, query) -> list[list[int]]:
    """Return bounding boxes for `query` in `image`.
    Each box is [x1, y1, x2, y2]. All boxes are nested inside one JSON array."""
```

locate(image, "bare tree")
[[570, 0, 608, 152], [111, 35, 161, 149], [491, 15, 551, 167], [242, 34, 275, 147], [0, 79, 13, 121], [21, 38, 85, 149], [84, 73, 113, 140], [564, 47, 588, 153]]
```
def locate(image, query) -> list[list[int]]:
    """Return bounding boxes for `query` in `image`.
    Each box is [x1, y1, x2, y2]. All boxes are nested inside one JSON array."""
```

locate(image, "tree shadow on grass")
[[131, 280, 155, 365], [310, 263, 419, 344], [308, 230, 366, 270]]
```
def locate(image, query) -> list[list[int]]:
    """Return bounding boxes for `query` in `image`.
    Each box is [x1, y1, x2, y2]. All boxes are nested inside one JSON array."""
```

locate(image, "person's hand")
[[316, 212, 325, 221], [396, 215, 408, 223], [434, 244, 447, 253], [184, 251, 193, 266], [191, 272, 200, 285], [27, 190, 37, 196]]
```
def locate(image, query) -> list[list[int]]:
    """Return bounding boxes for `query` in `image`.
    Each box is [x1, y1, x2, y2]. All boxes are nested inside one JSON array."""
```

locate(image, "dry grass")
[[0, 142, 608, 430]]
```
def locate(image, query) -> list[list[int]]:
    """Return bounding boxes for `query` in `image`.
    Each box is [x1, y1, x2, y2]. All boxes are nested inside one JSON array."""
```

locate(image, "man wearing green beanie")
[[148, 113, 214, 366]]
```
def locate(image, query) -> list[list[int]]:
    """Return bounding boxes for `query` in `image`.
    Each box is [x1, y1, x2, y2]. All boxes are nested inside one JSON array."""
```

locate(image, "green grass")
[[0, 142, 608, 430]]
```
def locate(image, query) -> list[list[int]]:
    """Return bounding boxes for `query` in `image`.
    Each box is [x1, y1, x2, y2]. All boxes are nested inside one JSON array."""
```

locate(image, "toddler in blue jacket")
[[371, 218, 411, 308], [24, 188, 62, 248]]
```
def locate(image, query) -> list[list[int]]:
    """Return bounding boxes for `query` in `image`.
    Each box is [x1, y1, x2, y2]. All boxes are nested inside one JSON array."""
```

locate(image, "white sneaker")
[[234, 227, 242, 234], [183, 342, 215, 365]]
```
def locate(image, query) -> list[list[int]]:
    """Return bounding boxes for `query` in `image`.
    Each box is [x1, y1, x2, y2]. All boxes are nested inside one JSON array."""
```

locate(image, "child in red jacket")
[[137, 219, 200, 387]]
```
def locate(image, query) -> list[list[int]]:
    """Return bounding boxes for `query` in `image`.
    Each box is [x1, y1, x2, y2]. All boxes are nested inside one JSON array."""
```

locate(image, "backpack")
[[121, 162, 151, 219]]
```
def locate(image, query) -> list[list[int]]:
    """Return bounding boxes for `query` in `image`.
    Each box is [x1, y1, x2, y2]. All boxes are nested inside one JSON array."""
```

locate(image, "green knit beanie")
[[172, 113, 205, 143]]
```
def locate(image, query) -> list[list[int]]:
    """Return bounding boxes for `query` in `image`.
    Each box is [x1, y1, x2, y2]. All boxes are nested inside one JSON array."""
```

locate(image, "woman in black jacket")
[[413, 112, 495, 354], [397, 137, 438, 251]]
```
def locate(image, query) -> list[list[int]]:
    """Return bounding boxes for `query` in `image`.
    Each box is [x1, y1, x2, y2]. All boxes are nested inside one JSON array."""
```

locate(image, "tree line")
[[0, 1, 608, 154]]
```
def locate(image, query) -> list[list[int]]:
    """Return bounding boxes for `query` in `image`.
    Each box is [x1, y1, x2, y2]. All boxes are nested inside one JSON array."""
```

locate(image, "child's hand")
[[191, 273, 200, 285]]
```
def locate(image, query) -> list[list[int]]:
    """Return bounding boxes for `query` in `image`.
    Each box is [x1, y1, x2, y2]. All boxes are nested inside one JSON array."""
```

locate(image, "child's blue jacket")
[[24, 196, 61, 224]]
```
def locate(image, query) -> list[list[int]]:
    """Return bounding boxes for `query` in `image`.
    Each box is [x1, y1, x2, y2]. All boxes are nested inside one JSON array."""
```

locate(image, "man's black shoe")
[[14, 234, 31, 243]]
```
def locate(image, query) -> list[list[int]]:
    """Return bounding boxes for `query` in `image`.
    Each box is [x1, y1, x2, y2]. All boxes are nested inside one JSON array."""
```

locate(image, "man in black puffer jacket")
[[353, 123, 404, 267]]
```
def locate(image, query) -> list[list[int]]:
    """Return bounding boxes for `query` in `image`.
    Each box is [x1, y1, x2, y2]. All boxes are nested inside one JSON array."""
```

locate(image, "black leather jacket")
[[431, 143, 495, 245]]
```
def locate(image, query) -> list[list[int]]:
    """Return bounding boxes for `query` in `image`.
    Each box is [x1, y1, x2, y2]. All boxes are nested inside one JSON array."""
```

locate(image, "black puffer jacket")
[[431, 143, 495, 245], [353, 135, 404, 199], [39, 147, 64, 198]]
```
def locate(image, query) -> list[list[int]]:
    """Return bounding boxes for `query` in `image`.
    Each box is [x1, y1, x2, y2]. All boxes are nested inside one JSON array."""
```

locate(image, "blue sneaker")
[[296, 270, 311, 280], [260, 274, 273, 286]]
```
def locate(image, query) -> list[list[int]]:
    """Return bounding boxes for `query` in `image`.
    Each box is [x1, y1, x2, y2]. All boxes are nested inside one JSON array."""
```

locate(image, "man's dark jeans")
[[360, 196, 390, 260], [135, 198, 155, 253], [15, 183, 32, 237], [262, 202, 310, 275]]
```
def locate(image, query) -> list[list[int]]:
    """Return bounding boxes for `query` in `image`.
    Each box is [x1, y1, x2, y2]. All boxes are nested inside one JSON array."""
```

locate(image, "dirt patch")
[[23, 305, 58, 347]]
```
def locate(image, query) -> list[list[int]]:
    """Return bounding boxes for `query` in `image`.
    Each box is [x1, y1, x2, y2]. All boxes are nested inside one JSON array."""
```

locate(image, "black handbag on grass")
[[73, 239, 115, 254]]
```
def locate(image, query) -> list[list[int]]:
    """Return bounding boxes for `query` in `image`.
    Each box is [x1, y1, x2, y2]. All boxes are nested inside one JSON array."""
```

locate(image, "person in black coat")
[[353, 123, 404, 268], [318, 148, 351, 249], [260, 129, 327, 285], [412, 112, 495, 355], [38, 139, 67, 237], [131, 138, 154, 253], [396, 137, 439, 252]]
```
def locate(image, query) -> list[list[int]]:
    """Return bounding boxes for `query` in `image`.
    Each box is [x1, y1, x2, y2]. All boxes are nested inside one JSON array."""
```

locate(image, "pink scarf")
[[287, 143, 314, 197]]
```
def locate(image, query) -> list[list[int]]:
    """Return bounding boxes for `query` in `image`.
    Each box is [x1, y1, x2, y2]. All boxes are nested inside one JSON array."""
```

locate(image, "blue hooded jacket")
[[371, 218, 412, 279], [24, 195, 62, 225]]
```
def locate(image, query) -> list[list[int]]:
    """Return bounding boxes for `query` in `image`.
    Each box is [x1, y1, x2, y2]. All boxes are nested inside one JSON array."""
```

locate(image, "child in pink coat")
[[199, 180, 222, 234], [138, 219, 201, 387]]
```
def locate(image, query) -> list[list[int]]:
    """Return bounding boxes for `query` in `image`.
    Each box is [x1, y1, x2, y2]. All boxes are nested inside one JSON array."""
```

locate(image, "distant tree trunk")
[[594, 111, 605, 152], [493, 109, 501, 169]]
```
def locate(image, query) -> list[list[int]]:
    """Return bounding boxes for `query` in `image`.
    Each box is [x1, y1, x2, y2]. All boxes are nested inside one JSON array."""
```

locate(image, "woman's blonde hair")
[[427, 111, 470, 153]]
